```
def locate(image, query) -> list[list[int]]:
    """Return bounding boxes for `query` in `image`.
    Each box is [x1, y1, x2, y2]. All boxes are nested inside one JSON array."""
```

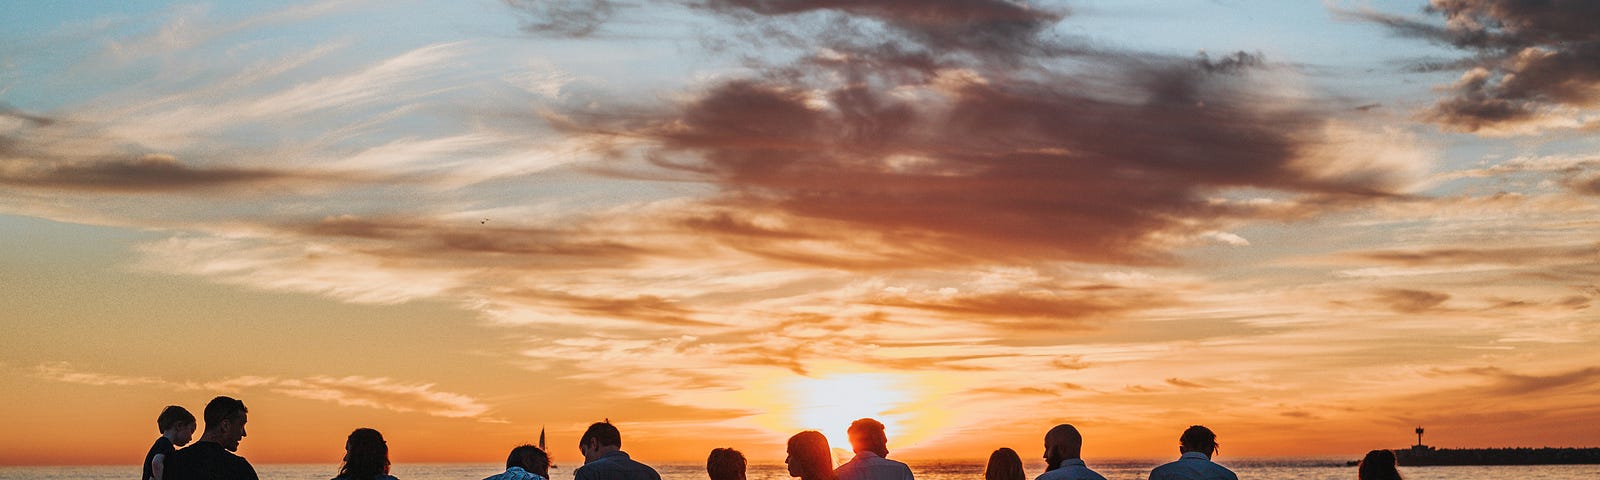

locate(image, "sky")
[[2, 0, 1598, 467]]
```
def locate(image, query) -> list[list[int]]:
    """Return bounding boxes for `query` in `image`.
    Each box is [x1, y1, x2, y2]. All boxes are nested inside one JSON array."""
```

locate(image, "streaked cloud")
[[31, 362, 491, 419]]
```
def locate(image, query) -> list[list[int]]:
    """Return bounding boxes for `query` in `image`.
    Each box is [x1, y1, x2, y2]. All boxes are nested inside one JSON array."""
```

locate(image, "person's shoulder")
[[229, 451, 257, 479], [891, 458, 913, 473], [1036, 467, 1075, 480], [1147, 461, 1180, 476]]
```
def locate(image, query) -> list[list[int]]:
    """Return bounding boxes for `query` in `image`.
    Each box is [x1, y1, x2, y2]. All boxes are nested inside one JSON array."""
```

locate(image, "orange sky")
[[3, 0, 1599, 467]]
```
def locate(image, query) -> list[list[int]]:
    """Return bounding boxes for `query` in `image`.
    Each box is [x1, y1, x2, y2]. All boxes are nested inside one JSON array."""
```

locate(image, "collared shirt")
[[574, 451, 661, 480], [484, 466, 546, 480], [834, 451, 915, 480], [1036, 459, 1106, 480], [1148, 452, 1237, 480]]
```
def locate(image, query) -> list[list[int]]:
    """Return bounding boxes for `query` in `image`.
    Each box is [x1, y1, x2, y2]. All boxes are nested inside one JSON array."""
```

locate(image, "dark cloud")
[[1050, 355, 1091, 370], [1566, 172, 1600, 196], [567, 50, 1411, 266], [0, 104, 56, 127], [1354, 1, 1600, 132], [290, 215, 651, 269], [509, 290, 718, 327], [1349, 244, 1598, 266], [699, 0, 1068, 58], [1, 108, 357, 194], [1373, 288, 1452, 314], [0, 153, 306, 192], [1164, 377, 1206, 389], [964, 386, 1062, 397], [1435, 365, 1600, 396], [868, 286, 1170, 330], [504, 0, 616, 37]]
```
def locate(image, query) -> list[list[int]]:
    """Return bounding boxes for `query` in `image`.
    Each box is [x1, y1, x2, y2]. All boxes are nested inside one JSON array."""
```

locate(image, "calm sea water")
[[5, 459, 1597, 480]]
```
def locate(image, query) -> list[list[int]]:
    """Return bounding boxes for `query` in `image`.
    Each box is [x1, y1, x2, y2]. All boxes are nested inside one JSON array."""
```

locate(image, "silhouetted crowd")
[[146, 396, 1405, 480]]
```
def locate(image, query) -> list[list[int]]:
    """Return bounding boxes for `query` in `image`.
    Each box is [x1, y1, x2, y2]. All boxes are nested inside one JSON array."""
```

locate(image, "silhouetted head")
[[338, 428, 390, 480], [506, 444, 550, 478], [984, 448, 1025, 480], [785, 431, 835, 480], [1043, 424, 1084, 470], [579, 421, 622, 463], [1358, 450, 1402, 480], [1178, 425, 1217, 457], [707, 447, 747, 480], [157, 405, 197, 446], [200, 396, 248, 452], [847, 418, 889, 457]]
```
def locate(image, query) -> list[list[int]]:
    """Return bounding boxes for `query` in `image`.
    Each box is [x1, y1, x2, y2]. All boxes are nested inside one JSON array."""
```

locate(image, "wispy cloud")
[[32, 362, 491, 419]]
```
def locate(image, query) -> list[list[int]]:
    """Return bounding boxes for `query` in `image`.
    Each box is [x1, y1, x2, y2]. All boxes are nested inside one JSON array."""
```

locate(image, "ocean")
[[4, 459, 1597, 480]]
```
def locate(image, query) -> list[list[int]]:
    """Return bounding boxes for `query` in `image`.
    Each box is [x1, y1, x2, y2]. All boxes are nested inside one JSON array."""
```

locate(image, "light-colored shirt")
[[483, 466, 545, 480], [834, 451, 914, 480], [1148, 452, 1237, 480], [1036, 459, 1106, 480]]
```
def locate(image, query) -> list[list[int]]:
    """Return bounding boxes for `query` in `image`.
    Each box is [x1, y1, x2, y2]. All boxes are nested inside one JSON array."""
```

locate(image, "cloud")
[[1430, 365, 1600, 397], [272, 376, 490, 418], [1345, 245, 1597, 267], [1164, 378, 1207, 389], [1372, 288, 1452, 313], [504, 0, 616, 37], [867, 285, 1170, 330], [31, 362, 492, 419], [0, 153, 310, 192], [563, 55, 1428, 266], [0, 106, 374, 195], [33, 362, 167, 387], [1351, 1, 1600, 134], [699, 0, 1069, 59], [294, 215, 650, 263]]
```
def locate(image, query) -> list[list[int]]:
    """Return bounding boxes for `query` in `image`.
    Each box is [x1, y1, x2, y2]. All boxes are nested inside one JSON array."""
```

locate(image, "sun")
[[786, 373, 912, 456]]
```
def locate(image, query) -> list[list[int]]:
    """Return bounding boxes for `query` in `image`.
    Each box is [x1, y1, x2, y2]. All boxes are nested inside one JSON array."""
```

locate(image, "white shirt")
[[834, 451, 914, 480], [1148, 452, 1238, 480], [1036, 459, 1106, 480]]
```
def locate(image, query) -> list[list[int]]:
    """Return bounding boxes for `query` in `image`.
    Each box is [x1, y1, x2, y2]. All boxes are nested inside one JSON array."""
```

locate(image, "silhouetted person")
[[786, 431, 837, 480], [835, 418, 913, 480], [574, 421, 661, 480], [1358, 450, 1402, 480], [164, 396, 257, 480], [486, 444, 550, 480], [335, 428, 397, 480], [1147, 426, 1236, 480], [707, 448, 747, 480], [1038, 424, 1105, 480], [984, 448, 1025, 480], [145, 405, 196, 480]]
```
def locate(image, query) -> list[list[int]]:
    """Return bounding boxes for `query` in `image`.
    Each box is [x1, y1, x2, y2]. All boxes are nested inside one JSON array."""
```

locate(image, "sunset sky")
[[2, 0, 1598, 467]]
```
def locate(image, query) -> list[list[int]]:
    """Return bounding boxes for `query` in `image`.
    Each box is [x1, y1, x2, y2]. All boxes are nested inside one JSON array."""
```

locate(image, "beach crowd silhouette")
[[146, 396, 1405, 480]]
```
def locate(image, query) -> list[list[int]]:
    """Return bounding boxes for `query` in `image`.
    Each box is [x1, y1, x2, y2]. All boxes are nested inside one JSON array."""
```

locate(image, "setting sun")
[[789, 373, 909, 452]]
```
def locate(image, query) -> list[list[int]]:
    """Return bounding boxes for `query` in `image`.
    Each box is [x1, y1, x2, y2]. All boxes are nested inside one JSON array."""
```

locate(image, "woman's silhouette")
[[984, 448, 1025, 480], [785, 431, 837, 480], [335, 428, 398, 480], [1357, 449, 1402, 480]]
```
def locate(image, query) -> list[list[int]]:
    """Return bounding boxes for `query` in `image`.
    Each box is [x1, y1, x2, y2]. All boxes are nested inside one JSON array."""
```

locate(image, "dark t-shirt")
[[164, 441, 259, 480], [143, 436, 175, 480]]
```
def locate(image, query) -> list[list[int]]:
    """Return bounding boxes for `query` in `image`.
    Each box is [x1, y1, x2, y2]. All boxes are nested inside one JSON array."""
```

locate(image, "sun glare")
[[787, 373, 910, 454]]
